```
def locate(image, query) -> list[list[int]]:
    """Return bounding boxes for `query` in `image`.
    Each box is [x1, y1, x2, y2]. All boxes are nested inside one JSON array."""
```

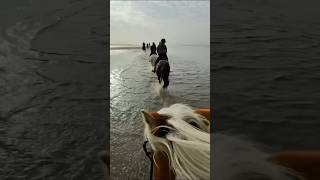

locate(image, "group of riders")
[[142, 38, 168, 73]]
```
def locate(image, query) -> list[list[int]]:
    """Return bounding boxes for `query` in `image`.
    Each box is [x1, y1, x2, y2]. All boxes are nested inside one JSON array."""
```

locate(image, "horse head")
[[141, 104, 320, 180], [142, 104, 210, 180]]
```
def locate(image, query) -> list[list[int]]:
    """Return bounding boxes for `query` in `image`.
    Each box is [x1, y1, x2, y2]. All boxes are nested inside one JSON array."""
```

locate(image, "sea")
[[110, 43, 210, 179]]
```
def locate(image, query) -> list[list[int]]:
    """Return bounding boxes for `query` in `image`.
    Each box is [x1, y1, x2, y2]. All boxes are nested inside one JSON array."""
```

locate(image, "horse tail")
[[163, 75, 169, 88], [162, 63, 170, 88]]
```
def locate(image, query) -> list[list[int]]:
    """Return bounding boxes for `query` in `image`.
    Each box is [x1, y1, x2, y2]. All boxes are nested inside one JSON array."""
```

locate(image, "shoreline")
[[111, 46, 141, 50]]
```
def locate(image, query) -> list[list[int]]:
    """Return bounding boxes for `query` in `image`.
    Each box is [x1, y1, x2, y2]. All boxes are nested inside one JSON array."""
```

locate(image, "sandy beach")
[[0, 0, 107, 179]]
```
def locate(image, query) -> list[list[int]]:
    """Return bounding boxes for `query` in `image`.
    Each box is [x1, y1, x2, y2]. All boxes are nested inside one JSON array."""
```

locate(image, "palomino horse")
[[142, 104, 210, 180], [142, 104, 320, 180], [155, 60, 170, 88]]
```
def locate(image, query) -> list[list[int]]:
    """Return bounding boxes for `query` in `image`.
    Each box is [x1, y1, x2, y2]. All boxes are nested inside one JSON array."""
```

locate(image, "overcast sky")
[[110, 1, 209, 45]]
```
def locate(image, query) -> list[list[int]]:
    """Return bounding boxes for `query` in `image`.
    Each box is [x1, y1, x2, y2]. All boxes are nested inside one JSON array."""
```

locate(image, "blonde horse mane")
[[143, 104, 210, 180], [143, 104, 305, 180]]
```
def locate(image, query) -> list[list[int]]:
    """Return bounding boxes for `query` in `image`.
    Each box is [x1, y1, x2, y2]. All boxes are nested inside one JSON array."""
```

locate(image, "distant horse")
[[142, 104, 320, 180], [149, 54, 158, 68], [155, 60, 170, 88]]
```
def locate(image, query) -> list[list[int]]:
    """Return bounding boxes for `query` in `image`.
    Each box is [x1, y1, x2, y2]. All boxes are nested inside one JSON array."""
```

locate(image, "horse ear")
[[194, 109, 211, 121], [141, 110, 157, 128], [141, 110, 170, 128]]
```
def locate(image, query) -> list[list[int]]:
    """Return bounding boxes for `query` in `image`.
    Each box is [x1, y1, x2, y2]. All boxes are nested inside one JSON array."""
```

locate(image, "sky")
[[110, 1, 210, 45]]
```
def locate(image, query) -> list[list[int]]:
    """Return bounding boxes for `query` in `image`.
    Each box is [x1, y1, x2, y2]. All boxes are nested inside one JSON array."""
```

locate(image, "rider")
[[150, 42, 157, 56], [142, 42, 146, 50], [153, 38, 168, 72]]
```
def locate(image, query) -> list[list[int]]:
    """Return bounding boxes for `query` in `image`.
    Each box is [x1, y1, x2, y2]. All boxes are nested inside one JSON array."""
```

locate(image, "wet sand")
[[0, 0, 107, 179]]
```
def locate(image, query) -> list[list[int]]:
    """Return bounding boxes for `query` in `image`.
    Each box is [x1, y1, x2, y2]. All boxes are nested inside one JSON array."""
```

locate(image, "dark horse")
[[156, 60, 170, 88]]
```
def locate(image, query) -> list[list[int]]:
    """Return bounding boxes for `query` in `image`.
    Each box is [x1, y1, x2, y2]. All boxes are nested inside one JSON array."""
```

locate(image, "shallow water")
[[0, 0, 107, 179], [110, 45, 210, 179], [213, 0, 320, 151]]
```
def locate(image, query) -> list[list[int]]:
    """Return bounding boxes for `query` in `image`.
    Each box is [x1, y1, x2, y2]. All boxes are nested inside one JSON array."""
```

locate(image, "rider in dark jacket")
[[153, 38, 168, 72], [150, 42, 157, 56]]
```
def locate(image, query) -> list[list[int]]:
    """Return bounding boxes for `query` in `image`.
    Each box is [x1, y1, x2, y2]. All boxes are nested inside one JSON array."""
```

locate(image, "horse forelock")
[[144, 104, 210, 180], [143, 104, 304, 180]]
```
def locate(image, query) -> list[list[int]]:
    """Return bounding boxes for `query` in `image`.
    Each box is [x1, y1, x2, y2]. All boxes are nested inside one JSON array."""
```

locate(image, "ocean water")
[[0, 0, 107, 179], [212, 1, 320, 179], [213, 0, 320, 152], [110, 44, 210, 179]]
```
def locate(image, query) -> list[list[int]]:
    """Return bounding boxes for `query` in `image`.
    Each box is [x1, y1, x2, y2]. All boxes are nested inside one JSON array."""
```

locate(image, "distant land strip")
[[110, 46, 141, 50]]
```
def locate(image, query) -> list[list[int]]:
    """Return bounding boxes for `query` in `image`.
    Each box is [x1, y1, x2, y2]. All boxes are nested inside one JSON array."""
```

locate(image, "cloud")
[[110, 1, 155, 28], [110, 1, 210, 45]]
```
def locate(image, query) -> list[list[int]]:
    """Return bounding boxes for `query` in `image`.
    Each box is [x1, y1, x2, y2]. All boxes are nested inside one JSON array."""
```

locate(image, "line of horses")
[[101, 47, 320, 180], [145, 48, 209, 179], [142, 52, 320, 180]]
